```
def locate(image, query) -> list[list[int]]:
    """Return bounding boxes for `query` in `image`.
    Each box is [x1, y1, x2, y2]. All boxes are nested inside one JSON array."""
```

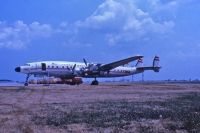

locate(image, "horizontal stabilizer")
[[137, 66, 161, 72], [136, 56, 161, 72]]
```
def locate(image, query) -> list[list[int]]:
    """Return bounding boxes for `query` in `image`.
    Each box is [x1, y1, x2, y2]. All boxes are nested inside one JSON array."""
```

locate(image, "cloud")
[[147, 0, 199, 12], [75, 0, 174, 45], [0, 21, 53, 49], [147, 0, 179, 11], [0, 0, 184, 49]]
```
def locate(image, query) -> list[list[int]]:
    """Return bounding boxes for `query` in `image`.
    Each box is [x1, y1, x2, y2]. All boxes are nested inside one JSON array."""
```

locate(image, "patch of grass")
[[31, 93, 200, 132]]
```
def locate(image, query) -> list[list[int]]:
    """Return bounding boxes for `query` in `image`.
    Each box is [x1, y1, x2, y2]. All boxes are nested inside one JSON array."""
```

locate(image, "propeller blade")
[[72, 64, 76, 72], [83, 58, 87, 66]]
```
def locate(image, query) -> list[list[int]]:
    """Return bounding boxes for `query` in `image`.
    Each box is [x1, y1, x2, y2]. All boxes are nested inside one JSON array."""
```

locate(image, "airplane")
[[15, 55, 161, 86]]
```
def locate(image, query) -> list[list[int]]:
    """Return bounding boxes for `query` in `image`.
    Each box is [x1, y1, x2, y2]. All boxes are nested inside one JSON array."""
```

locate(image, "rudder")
[[153, 56, 160, 72], [135, 58, 143, 67]]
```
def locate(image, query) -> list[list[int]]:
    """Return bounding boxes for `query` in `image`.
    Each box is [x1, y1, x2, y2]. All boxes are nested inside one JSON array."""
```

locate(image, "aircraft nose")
[[15, 67, 21, 72]]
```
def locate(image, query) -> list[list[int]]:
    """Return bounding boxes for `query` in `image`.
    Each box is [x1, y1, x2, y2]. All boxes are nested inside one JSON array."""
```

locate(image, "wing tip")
[[135, 55, 144, 58]]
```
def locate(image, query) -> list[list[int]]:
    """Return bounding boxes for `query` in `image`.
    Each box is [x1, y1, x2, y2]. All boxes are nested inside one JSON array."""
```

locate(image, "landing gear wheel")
[[91, 80, 99, 85], [24, 83, 28, 86]]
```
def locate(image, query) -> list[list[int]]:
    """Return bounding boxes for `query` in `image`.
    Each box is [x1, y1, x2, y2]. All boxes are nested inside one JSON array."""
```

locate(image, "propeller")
[[83, 58, 88, 66], [72, 64, 77, 75], [81, 59, 101, 76], [72, 64, 76, 71]]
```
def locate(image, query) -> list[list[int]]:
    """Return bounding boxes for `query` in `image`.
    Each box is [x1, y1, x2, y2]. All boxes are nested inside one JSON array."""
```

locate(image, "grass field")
[[0, 83, 200, 132]]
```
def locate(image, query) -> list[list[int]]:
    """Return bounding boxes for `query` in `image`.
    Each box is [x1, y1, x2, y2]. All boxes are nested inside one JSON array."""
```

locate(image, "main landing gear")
[[91, 78, 99, 85], [24, 74, 30, 86]]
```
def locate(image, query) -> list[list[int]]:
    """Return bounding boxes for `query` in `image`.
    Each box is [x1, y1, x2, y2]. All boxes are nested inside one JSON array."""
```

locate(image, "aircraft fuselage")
[[15, 61, 140, 79]]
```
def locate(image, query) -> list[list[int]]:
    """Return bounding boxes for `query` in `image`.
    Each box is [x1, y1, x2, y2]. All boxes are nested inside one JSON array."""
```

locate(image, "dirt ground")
[[0, 82, 200, 133]]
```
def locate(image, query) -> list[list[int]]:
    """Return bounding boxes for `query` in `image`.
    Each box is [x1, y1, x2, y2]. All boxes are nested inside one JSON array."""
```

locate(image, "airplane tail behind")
[[136, 56, 161, 72]]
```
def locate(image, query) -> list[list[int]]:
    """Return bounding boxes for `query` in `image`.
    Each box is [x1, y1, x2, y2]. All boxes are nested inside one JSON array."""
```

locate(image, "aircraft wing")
[[99, 55, 143, 71]]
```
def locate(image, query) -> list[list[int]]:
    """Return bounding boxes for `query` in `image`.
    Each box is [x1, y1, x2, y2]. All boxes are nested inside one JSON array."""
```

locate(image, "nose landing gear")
[[24, 74, 30, 86]]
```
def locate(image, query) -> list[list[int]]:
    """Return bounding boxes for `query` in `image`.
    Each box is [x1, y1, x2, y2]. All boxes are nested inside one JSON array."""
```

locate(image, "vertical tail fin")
[[153, 56, 160, 72], [135, 56, 161, 73], [135, 58, 143, 67]]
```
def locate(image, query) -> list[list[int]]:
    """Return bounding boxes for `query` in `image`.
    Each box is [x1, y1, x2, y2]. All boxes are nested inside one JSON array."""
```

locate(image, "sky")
[[0, 0, 200, 81]]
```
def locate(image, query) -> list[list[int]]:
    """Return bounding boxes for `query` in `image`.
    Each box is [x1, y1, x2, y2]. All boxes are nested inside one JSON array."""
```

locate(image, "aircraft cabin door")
[[41, 63, 46, 71]]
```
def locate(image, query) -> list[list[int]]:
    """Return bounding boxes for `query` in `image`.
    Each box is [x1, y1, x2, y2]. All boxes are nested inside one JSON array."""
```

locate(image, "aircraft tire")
[[91, 80, 99, 85]]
